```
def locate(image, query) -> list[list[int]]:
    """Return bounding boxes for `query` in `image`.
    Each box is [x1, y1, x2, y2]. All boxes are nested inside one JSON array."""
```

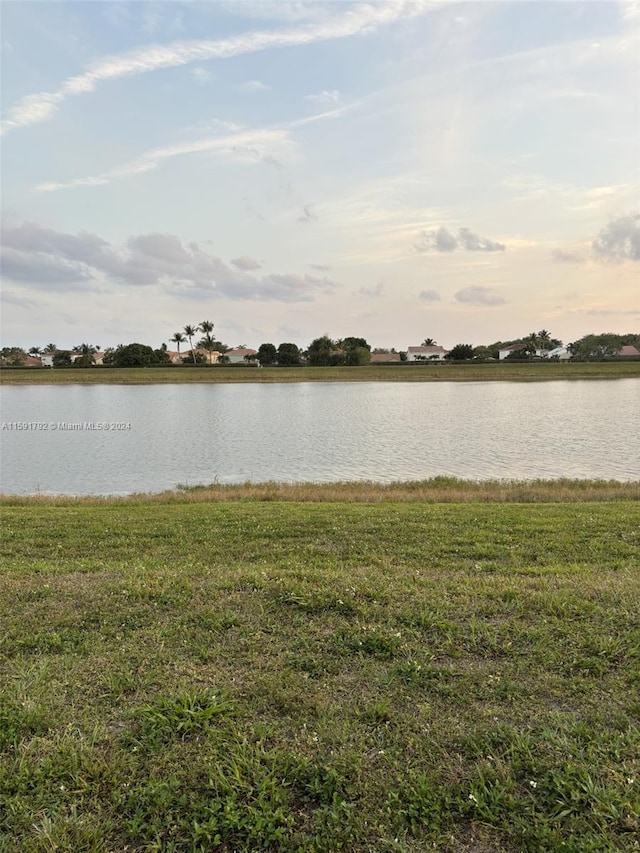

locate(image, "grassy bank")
[[2, 361, 640, 384], [3, 477, 638, 505], [1, 485, 638, 851]]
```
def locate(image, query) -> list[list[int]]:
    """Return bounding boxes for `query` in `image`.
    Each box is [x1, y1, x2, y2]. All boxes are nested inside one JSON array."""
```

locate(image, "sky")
[[1, 0, 639, 353]]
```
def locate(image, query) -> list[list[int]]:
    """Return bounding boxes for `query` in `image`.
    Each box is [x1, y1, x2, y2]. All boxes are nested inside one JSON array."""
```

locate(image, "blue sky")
[[1, 0, 638, 351]]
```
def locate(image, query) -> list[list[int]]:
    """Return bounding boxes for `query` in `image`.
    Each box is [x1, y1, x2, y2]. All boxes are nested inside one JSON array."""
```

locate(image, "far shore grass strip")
[[2, 477, 639, 505], [1, 487, 638, 851], [2, 360, 640, 384]]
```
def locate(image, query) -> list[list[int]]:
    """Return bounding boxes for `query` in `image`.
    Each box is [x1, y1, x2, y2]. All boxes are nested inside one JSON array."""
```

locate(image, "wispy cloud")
[[552, 248, 588, 264], [578, 308, 640, 316], [2, 1, 436, 135], [34, 127, 293, 192], [32, 95, 361, 193], [189, 66, 212, 84], [0, 290, 36, 309], [358, 281, 384, 297], [455, 286, 507, 306], [297, 204, 317, 225], [418, 289, 441, 301], [240, 79, 271, 92], [304, 89, 341, 105], [415, 226, 506, 253]]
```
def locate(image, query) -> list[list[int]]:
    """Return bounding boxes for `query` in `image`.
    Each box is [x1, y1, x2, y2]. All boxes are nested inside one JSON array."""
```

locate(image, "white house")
[[407, 345, 448, 361], [498, 344, 528, 360], [545, 346, 570, 360]]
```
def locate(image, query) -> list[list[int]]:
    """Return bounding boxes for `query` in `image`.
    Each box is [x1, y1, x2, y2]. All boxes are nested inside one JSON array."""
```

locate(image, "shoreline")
[[2, 361, 640, 385], [2, 477, 639, 504]]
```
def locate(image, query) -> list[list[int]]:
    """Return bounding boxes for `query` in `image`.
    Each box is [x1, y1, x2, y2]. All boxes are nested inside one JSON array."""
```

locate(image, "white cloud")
[[1, 1, 436, 134], [240, 79, 271, 92]]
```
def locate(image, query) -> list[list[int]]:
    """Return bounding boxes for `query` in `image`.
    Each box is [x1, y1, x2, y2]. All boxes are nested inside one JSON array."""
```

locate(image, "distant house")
[[41, 353, 54, 367], [616, 345, 640, 357], [545, 346, 570, 360], [165, 350, 183, 364], [183, 348, 221, 363], [407, 345, 448, 362], [498, 344, 528, 360], [24, 356, 42, 367], [225, 348, 258, 364], [370, 352, 401, 363], [69, 351, 105, 365]]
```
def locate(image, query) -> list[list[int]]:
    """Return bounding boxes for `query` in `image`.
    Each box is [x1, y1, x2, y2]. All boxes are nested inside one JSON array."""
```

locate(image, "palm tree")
[[43, 343, 57, 353], [170, 332, 186, 360], [28, 347, 42, 357], [422, 338, 436, 346], [538, 329, 551, 353], [183, 324, 198, 364], [526, 331, 540, 356], [72, 343, 99, 367], [199, 321, 215, 364], [198, 333, 218, 364]]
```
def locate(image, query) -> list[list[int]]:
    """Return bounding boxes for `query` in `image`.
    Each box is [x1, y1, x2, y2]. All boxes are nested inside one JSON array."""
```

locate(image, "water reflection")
[[1, 379, 638, 494]]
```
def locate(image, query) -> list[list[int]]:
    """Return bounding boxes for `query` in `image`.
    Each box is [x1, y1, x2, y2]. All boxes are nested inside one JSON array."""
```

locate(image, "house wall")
[[407, 348, 447, 361], [227, 354, 256, 363], [498, 348, 522, 360]]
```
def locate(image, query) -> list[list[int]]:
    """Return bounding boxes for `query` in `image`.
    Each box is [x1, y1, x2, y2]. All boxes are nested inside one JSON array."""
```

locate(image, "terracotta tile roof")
[[370, 352, 401, 362]]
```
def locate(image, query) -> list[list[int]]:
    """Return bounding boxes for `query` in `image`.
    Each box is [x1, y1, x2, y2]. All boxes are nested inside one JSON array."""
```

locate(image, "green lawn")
[[1, 486, 639, 852], [2, 361, 640, 384]]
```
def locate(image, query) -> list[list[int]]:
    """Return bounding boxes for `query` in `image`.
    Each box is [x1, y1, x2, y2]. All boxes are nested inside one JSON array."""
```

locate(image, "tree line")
[[1, 330, 639, 367]]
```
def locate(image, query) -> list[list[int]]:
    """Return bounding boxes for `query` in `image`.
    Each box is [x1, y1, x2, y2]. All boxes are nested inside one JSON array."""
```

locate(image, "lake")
[[1, 380, 638, 495]]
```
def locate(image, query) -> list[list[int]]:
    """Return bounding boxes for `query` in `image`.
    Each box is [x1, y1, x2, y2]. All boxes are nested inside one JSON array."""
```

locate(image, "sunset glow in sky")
[[1, 0, 639, 351]]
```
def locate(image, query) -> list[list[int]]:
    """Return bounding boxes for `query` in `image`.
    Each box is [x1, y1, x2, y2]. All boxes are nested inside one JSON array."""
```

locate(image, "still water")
[[1, 380, 638, 495]]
